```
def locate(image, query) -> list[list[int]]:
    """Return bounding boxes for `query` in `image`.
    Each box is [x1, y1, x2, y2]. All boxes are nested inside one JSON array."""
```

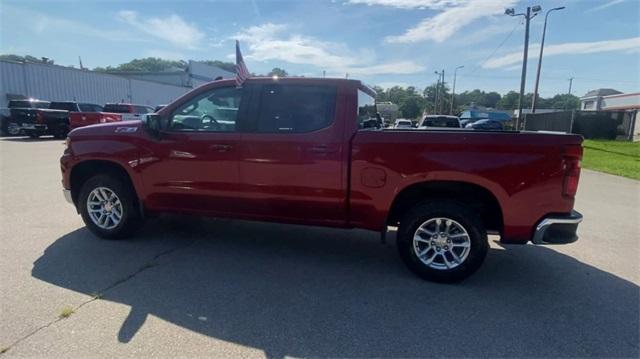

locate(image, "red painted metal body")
[[69, 112, 122, 130], [60, 78, 583, 244]]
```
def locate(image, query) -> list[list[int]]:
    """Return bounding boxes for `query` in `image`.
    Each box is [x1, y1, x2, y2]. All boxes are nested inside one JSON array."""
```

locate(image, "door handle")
[[309, 145, 336, 154], [209, 144, 233, 152]]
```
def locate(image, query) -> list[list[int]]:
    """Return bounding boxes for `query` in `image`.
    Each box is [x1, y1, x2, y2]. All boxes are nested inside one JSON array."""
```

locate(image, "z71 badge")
[[115, 127, 138, 133]]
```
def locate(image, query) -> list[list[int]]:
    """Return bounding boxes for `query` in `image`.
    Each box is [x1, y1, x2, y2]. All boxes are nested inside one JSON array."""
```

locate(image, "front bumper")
[[532, 210, 583, 245], [63, 189, 73, 205]]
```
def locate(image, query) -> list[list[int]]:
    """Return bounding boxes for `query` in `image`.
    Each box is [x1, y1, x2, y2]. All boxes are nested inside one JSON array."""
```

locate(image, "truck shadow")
[[32, 216, 639, 358]]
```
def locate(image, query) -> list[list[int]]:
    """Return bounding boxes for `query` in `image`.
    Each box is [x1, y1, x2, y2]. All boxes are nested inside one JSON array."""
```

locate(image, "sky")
[[1, 0, 639, 98]]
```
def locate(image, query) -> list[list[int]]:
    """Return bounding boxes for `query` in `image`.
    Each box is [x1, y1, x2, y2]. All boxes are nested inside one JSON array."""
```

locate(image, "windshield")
[[422, 117, 460, 128], [9, 100, 50, 109]]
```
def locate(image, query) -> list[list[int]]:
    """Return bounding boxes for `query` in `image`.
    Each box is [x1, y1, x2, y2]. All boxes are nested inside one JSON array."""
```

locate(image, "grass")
[[582, 140, 639, 180], [59, 306, 75, 319], [1, 346, 8, 354]]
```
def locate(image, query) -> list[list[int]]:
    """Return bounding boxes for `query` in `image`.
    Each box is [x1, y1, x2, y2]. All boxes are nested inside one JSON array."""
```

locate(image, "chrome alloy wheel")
[[413, 217, 471, 270], [86, 187, 123, 230]]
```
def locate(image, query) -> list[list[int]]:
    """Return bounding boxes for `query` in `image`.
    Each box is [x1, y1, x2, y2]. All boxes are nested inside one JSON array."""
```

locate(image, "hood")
[[69, 120, 144, 138]]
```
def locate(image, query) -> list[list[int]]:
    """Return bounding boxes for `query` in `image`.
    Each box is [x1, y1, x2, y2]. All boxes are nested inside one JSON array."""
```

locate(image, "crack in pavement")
[[1, 239, 199, 355]]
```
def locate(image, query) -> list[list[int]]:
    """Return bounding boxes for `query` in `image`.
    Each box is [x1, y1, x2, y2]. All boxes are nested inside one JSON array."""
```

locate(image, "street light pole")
[[439, 69, 445, 114], [505, 5, 541, 129], [434, 71, 441, 114], [450, 65, 464, 115], [532, 6, 565, 113]]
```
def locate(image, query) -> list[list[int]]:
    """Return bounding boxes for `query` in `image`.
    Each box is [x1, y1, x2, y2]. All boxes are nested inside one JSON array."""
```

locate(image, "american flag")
[[235, 40, 250, 87]]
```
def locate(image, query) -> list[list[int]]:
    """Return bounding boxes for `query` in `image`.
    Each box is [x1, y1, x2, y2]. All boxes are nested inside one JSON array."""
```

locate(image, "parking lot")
[[0, 137, 638, 358]]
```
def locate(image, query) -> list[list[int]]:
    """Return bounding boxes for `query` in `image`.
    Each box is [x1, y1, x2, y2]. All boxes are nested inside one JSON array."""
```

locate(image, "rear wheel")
[[54, 125, 70, 139], [78, 174, 141, 239], [397, 200, 488, 283]]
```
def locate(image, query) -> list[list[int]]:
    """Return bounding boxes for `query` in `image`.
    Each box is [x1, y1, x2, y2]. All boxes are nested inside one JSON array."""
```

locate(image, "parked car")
[[466, 119, 504, 131], [418, 115, 461, 129], [61, 77, 584, 283], [393, 119, 414, 128], [103, 103, 155, 121], [1, 99, 51, 136]]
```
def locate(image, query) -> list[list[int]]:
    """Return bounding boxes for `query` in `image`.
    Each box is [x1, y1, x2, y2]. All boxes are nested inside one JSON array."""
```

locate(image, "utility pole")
[[450, 65, 464, 115], [505, 5, 541, 129], [568, 77, 574, 95], [532, 6, 565, 113]]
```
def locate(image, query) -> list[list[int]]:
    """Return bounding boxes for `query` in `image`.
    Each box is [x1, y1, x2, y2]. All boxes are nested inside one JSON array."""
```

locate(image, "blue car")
[[465, 119, 504, 130]]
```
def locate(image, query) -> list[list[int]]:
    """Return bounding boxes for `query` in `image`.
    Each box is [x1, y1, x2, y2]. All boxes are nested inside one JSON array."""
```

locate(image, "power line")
[[468, 19, 522, 75]]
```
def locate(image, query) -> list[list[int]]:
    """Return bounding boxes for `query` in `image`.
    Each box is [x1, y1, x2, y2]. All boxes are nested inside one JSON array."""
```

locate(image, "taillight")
[[562, 145, 582, 198]]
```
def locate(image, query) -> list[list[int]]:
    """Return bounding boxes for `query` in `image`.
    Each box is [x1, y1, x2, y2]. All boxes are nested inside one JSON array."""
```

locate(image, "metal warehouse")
[[0, 60, 234, 107]]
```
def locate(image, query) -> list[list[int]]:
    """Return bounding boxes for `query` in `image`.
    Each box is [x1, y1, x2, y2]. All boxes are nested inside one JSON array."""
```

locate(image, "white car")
[[418, 115, 461, 129], [393, 119, 414, 128]]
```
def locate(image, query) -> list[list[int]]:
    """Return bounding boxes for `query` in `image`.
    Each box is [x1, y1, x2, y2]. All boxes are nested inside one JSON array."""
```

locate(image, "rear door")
[[236, 82, 348, 225]]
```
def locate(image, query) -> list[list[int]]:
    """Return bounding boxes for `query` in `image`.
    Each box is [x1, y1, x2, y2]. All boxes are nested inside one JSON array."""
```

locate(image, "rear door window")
[[254, 84, 336, 133], [103, 104, 131, 113]]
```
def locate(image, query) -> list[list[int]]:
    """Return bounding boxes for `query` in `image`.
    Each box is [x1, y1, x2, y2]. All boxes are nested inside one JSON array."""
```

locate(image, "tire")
[[26, 130, 40, 139], [78, 174, 141, 239], [3, 121, 21, 136], [54, 125, 69, 139], [397, 200, 488, 283]]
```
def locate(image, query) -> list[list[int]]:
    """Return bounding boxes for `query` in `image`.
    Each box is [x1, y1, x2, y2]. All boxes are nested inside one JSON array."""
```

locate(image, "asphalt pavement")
[[1, 136, 638, 358]]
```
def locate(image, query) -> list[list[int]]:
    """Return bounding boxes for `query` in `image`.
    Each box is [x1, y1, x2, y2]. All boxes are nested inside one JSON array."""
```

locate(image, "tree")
[[496, 91, 520, 110], [399, 96, 425, 119], [200, 60, 235, 73], [0, 54, 54, 64], [548, 94, 580, 110], [267, 67, 288, 77]]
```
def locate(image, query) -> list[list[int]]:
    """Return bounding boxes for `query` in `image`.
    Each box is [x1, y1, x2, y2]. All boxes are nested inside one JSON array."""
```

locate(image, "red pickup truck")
[[60, 77, 583, 282]]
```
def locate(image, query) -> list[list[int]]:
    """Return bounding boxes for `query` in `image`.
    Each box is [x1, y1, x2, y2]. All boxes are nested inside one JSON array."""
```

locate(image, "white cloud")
[[482, 37, 640, 69], [383, 0, 517, 43], [585, 0, 626, 13], [233, 23, 425, 75], [347, 0, 463, 10], [117, 10, 205, 50]]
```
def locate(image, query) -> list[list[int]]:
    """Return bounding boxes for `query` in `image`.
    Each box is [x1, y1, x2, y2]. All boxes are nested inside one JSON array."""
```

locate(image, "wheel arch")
[[387, 180, 504, 233], [69, 160, 140, 212]]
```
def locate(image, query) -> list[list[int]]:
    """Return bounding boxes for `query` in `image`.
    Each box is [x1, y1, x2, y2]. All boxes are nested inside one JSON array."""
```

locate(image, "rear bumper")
[[532, 210, 583, 245]]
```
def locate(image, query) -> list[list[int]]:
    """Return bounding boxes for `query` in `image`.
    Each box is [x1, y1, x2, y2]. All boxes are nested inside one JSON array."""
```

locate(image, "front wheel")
[[78, 174, 141, 239], [397, 200, 488, 283]]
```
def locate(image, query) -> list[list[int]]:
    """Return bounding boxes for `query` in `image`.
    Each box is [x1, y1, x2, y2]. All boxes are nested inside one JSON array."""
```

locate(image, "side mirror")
[[143, 114, 163, 138]]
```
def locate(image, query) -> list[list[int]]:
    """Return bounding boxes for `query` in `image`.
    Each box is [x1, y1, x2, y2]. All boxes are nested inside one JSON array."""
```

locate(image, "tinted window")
[[103, 104, 131, 113], [133, 106, 153, 114], [358, 89, 376, 129], [50, 102, 78, 111], [78, 103, 103, 112], [170, 87, 241, 132], [256, 85, 336, 133]]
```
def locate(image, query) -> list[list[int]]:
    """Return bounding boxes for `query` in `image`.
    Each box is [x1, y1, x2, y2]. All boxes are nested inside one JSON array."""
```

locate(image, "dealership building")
[[0, 60, 233, 108]]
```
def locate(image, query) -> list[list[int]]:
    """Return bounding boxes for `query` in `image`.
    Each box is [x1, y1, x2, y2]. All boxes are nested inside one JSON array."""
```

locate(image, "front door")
[[237, 83, 348, 225], [142, 86, 246, 215]]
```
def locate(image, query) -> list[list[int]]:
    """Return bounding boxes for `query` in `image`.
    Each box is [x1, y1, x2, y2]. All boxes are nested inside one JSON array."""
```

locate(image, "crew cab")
[[60, 77, 583, 282], [8, 99, 70, 138]]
